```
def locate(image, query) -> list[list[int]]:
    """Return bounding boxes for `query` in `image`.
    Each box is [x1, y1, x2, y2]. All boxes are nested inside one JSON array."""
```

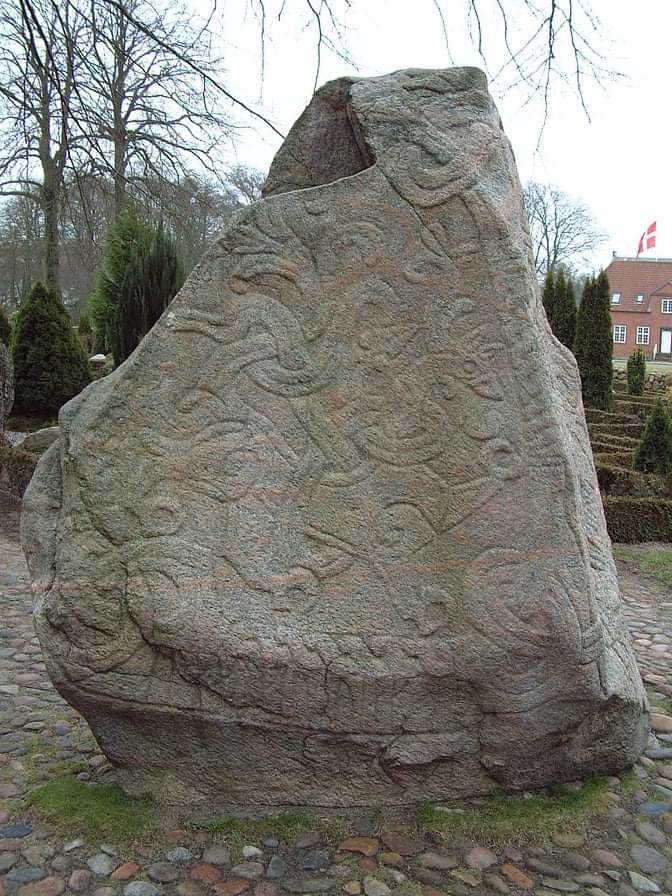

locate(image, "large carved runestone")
[[22, 68, 647, 813]]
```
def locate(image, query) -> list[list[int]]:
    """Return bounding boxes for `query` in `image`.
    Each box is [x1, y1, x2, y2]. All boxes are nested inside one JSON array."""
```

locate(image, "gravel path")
[[1, 489, 672, 896]]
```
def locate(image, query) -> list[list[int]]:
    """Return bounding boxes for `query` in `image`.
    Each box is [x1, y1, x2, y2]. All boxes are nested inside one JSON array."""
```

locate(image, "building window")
[[636, 293, 644, 303], [662, 298, 672, 313], [611, 292, 621, 304], [636, 326, 650, 345], [613, 325, 627, 343]]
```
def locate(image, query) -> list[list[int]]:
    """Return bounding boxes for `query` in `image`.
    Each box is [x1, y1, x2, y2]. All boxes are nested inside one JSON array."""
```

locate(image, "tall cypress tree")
[[554, 274, 577, 351], [12, 282, 91, 417], [542, 269, 556, 331], [574, 271, 613, 411]]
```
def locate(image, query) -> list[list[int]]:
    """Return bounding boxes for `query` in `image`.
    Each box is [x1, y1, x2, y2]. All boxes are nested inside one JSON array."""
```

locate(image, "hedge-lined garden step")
[[613, 399, 665, 419], [593, 450, 634, 469], [595, 460, 672, 499], [590, 440, 635, 459], [589, 432, 639, 449], [589, 422, 644, 440], [613, 384, 667, 398], [603, 496, 672, 543], [585, 408, 641, 426]]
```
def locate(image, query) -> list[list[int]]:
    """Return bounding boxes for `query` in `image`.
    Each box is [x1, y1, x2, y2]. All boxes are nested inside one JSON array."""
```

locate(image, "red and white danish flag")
[[637, 221, 657, 257]]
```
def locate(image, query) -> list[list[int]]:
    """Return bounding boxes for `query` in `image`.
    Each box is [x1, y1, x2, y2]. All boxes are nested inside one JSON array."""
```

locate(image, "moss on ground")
[[31, 776, 156, 844], [416, 778, 610, 844]]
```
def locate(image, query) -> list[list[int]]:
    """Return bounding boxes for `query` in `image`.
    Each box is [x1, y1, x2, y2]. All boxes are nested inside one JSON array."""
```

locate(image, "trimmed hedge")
[[595, 460, 672, 499], [0, 446, 38, 497], [603, 496, 672, 543]]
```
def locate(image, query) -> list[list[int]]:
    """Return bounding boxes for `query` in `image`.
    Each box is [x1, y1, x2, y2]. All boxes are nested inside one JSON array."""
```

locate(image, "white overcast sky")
[[211, 1, 670, 271]]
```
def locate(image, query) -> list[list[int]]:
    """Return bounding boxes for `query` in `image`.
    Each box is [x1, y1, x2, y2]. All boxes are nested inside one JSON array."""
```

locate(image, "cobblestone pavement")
[[2, 490, 672, 896]]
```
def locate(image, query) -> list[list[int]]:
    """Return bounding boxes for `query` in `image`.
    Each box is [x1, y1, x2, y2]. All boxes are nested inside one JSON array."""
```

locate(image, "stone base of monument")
[[23, 66, 647, 814], [59, 684, 645, 817]]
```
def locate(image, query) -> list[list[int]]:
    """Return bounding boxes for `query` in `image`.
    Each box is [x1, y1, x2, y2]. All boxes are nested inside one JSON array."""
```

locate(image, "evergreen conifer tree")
[[626, 346, 647, 396], [115, 222, 184, 364], [12, 282, 91, 417], [90, 207, 184, 366], [573, 275, 593, 374], [574, 270, 613, 410], [554, 274, 577, 350], [542, 269, 556, 331], [89, 206, 152, 356], [634, 399, 672, 475], [0, 305, 11, 347]]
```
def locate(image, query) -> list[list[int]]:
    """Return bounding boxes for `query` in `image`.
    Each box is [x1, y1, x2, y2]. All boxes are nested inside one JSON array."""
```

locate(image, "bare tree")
[[0, 0, 90, 292], [77, 0, 234, 216], [0, 194, 43, 308], [523, 181, 606, 276], [15, 0, 611, 148]]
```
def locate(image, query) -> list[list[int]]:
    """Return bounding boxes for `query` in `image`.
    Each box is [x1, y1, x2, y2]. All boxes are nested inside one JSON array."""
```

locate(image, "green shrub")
[[626, 346, 647, 396], [11, 282, 91, 417], [574, 271, 613, 411], [633, 399, 672, 476], [0, 445, 38, 497], [0, 305, 10, 346], [603, 496, 672, 543]]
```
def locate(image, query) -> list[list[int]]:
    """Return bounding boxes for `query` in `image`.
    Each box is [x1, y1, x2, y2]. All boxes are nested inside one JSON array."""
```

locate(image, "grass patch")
[[416, 778, 610, 845], [31, 776, 156, 844], [193, 812, 347, 860], [640, 549, 672, 586], [613, 546, 672, 586]]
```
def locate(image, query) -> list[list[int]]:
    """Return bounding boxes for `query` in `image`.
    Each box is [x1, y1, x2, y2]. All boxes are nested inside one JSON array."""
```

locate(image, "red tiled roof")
[[606, 257, 672, 313]]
